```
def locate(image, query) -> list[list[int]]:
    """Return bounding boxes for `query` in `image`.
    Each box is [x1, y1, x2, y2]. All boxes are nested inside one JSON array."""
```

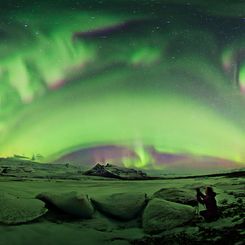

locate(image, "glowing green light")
[[240, 63, 245, 86], [0, 2, 245, 169]]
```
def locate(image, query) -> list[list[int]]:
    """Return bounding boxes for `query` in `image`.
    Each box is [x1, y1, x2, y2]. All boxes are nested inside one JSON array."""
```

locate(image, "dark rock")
[[36, 191, 94, 219], [142, 198, 195, 234], [152, 188, 198, 206], [0, 192, 47, 225], [91, 192, 147, 220]]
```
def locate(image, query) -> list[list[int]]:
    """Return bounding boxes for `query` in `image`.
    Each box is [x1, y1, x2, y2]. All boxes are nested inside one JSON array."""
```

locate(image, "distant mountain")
[[84, 163, 149, 180]]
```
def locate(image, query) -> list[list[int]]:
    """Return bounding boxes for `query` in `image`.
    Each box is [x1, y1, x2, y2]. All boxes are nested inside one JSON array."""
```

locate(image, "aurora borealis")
[[0, 0, 245, 169]]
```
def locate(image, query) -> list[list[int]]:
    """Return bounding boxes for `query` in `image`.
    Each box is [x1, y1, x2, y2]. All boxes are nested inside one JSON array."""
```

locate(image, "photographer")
[[196, 186, 219, 222]]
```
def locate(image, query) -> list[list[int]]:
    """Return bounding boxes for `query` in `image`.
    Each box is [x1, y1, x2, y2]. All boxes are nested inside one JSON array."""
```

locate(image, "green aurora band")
[[0, 1, 245, 167]]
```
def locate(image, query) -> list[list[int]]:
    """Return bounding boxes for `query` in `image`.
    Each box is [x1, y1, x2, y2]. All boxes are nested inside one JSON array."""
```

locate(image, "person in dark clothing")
[[196, 186, 219, 222]]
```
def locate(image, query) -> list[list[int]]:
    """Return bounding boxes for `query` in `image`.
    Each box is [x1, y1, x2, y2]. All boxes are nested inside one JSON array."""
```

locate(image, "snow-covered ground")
[[0, 173, 244, 245]]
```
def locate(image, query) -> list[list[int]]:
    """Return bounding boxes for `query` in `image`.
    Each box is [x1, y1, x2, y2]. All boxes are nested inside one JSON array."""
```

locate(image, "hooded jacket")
[[197, 190, 218, 214]]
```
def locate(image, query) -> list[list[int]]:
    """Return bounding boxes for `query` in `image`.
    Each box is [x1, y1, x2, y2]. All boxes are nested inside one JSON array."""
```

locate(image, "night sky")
[[0, 0, 244, 168]]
